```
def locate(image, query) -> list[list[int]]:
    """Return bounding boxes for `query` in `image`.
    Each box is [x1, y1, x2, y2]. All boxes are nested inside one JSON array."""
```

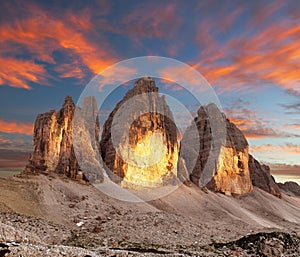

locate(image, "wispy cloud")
[[0, 131, 33, 153], [225, 105, 300, 139], [0, 2, 116, 89], [280, 102, 300, 114], [251, 143, 300, 155], [225, 107, 276, 139], [285, 124, 300, 130], [0, 119, 33, 135], [0, 57, 48, 89], [0, 148, 30, 168], [192, 2, 300, 95], [0, 135, 12, 144], [121, 3, 182, 39]]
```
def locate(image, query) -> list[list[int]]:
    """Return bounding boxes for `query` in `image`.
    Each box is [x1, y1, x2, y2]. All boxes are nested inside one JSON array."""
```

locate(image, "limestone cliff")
[[24, 82, 284, 197], [100, 77, 179, 188], [24, 96, 103, 183], [181, 104, 282, 197], [181, 104, 253, 195]]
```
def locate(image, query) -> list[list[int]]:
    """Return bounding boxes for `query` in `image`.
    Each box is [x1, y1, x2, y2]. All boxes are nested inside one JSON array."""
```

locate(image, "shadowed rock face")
[[248, 155, 281, 198], [277, 181, 300, 196], [100, 77, 179, 188], [24, 96, 103, 182]]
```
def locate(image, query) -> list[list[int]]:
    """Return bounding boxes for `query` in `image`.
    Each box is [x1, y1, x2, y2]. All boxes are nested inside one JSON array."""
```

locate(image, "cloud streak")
[[0, 57, 48, 89], [121, 3, 182, 39], [193, 2, 300, 95], [0, 2, 116, 89], [251, 143, 300, 155], [0, 119, 33, 135]]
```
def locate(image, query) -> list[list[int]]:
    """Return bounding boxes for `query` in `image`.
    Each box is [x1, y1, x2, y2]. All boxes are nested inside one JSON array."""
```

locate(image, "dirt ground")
[[0, 173, 299, 256]]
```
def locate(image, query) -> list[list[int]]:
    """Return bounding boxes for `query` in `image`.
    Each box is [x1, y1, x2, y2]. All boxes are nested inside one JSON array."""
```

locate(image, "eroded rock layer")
[[100, 77, 179, 188]]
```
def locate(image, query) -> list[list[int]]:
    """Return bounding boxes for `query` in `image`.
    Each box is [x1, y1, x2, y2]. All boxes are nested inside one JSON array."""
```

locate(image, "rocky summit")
[[181, 103, 253, 196], [24, 95, 103, 183], [180, 103, 282, 197], [100, 77, 180, 188]]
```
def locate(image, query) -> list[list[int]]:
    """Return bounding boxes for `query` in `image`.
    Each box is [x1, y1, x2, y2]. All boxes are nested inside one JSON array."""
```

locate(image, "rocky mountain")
[[180, 104, 253, 196], [1, 174, 299, 256], [24, 77, 293, 198], [24, 96, 103, 183], [180, 104, 281, 197], [100, 77, 180, 188]]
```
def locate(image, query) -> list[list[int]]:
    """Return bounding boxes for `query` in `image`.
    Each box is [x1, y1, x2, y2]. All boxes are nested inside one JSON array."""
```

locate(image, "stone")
[[181, 103, 253, 195], [23, 80, 285, 197], [24, 96, 103, 183], [100, 77, 179, 188], [248, 155, 281, 198], [177, 157, 191, 186], [180, 103, 285, 197], [73, 96, 104, 183], [277, 181, 300, 196]]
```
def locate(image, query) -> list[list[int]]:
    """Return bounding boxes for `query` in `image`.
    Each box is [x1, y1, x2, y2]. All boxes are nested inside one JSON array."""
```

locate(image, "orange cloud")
[[0, 149, 30, 168], [0, 57, 48, 89], [193, 11, 300, 94], [0, 4, 116, 89], [229, 118, 278, 139], [285, 124, 300, 130], [0, 135, 12, 144], [0, 119, 33, 135], [158, 66, 205, 91], [55, 63, 85, 80], [251, 144, 300, 155], [225, 107, 282, 140], [98, 66, 138, 90]]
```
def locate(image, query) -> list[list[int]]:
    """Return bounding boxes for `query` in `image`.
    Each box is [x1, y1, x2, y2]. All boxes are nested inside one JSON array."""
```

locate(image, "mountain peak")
[[62, 95, 74, 108], [132, 76, 158, 94]]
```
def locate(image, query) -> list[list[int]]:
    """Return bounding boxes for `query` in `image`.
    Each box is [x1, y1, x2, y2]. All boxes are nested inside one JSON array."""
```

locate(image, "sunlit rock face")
[[24, 96, 103, 182], [209, 116, 253, 195], [100, 78, 179, 188], [181, 104, 253, 195], [210, 146, 252, 195]]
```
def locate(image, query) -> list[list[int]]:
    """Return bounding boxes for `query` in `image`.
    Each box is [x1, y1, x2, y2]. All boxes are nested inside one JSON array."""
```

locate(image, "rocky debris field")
[[0, 174, 299, 256], [0, 212, 299, 257]]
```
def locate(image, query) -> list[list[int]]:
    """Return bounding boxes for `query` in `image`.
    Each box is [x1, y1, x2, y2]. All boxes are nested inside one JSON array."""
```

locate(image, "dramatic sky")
[[0, 0, 299, 179]]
